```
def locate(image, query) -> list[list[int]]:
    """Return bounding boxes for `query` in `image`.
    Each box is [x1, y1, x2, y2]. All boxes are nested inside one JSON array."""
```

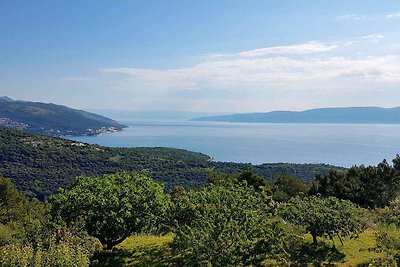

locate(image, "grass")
[[91, 229, 382, 266], [337, 229, 383, 266], [116, 235, 173, 250], [90, 235, 174, 267], [302, 229, 383, 266]]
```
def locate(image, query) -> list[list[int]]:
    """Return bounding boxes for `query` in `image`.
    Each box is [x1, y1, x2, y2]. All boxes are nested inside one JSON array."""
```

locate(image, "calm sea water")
[[68, 121, 400, 167]]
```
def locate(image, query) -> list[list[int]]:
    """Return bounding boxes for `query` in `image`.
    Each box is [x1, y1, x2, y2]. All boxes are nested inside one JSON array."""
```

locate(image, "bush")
[[0, 240, 97, 267], [0, 244, 34, 267]]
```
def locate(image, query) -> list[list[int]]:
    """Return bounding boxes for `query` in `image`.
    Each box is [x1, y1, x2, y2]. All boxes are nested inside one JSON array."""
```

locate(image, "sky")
[[1, 0, 400, 113]]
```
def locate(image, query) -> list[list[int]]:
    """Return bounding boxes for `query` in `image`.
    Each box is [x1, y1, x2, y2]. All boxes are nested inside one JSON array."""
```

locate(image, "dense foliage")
[[170, 182, 300, 266], [281, 196, 362, 245], [50, 173, 171, 249], [272, 174, 310, 201], [3, 126, 400, 266], [3, 164, 400, 266], [0, 126, 335, 199], [0, 177, 99, 267], [312, 156, 400, 208]]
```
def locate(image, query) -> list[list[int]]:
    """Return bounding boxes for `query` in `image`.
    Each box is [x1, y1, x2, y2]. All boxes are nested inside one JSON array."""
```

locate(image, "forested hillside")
[[0, 126, 336, 199], [0, 97, 126, 136]]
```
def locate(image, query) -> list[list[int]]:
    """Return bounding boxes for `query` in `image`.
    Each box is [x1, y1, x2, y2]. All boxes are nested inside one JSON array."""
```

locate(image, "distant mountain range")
[[191, 107, 400, 124], [89, 109, 217, 121], [0, 97, 126, 136]]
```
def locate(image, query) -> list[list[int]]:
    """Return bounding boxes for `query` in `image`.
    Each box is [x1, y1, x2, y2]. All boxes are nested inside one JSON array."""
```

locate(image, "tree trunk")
[[312, 234, 318, 245], [105, 236, 128, 250]]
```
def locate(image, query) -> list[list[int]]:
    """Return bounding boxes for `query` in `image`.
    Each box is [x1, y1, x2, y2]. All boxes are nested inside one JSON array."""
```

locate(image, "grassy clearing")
[[337, 229, 383, 266], [116, 235, 173, 250], [90, 235, 174, 267], [91, 230, 381, 266], [302, 229, 383, 266]]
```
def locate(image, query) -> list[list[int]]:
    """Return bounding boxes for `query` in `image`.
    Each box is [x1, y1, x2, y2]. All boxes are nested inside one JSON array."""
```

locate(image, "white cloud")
[[99, 35, 400, 111], [102, 36, 399, 92], [361, 34, 384, 42], [337, 14, 366, 21], [386, 13, 400, 18], [239, 42, 338, 57], [209, 42, 338, 59]]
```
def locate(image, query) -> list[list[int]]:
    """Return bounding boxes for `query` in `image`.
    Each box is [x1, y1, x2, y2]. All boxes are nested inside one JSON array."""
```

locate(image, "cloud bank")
[[100, 35, 400, 112]]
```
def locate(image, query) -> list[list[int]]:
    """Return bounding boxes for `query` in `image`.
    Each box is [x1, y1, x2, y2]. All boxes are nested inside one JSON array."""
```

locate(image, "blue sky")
[[1, 0, 400, 112]]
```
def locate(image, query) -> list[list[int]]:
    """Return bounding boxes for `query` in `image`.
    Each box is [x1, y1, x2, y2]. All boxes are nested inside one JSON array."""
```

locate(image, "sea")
[[68, 121, 400, 168]]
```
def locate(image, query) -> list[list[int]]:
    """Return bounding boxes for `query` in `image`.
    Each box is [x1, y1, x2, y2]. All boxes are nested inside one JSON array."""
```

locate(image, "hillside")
[[0, 97, 126, 136], [0, 126, 337, 199], [191, 107, 400, 124]]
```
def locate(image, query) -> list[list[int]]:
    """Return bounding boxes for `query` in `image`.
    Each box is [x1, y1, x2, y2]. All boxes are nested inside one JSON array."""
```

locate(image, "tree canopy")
[[50, 172, 171, 249], [170, 183, 293, 266], [312, 156, 400, 208], [281, 196, 362, 245]]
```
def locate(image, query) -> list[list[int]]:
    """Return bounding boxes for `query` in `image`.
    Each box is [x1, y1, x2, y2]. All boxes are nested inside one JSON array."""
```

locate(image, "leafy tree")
[[272, 174, 309, 202], [208, 168, 271, 191], [171, 184, 288, 266], [1, 177, 35, 223], [281, 196, 362, 245], [312, 156, 400, 208], [0, 177, 99, 266], [50, 172, 171, 249], [0, 177, 46, 244], [207, 171, 236, 186], [237, 167, 271, 189]]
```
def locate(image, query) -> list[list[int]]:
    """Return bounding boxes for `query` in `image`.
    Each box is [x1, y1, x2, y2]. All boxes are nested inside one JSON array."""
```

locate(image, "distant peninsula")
[[191, 107, 400, 124], [0, 96, 126, 136]]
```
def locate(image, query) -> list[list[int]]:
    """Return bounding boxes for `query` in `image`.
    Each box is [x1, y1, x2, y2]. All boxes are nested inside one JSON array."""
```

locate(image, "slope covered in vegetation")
[[0, 126, 336, 199], [0, 97, 126, 136]]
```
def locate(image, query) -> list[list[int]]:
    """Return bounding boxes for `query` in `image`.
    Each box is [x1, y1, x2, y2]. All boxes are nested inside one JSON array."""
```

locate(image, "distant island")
[[0, 96, 126, 136], [191, 106, 400, 124]]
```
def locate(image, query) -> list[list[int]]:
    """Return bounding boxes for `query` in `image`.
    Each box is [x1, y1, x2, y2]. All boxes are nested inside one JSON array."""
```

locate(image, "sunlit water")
[[68, 121, 400, 167]]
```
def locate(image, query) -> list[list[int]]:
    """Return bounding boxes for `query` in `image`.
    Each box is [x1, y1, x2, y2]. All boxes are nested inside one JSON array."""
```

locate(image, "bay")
[[68, 121, 400, 167]]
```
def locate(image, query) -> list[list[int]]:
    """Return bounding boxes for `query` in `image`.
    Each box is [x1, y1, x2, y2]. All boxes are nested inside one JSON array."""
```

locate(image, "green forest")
[[1, 126, 400, 266]]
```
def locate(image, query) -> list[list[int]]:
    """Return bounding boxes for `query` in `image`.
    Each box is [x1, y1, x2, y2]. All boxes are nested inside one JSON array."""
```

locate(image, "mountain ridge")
[[0, 97, 126, 136], [191, 106, 400, 124]]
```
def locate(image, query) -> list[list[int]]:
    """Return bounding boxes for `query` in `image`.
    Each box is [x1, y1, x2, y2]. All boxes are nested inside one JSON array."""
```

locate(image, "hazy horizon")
[[3, 95, 400, 116]]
